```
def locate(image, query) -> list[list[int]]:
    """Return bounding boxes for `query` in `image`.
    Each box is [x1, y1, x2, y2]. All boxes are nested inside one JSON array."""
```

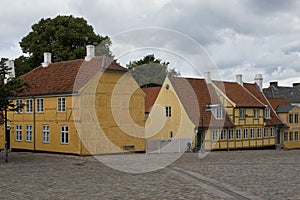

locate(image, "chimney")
[[204, 71, 211, 83], [85, 45, 95, 61], [254, 74, 263, 91], [42, 52, 51, 67], [4, 60, 15, 84], [236, 74, 243, 86], [270, 81, 278, 87], [293, 83, 300, 88]]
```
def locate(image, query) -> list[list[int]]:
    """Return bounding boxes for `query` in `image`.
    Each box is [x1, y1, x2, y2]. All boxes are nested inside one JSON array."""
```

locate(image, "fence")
[[146, 138, 193, 154]]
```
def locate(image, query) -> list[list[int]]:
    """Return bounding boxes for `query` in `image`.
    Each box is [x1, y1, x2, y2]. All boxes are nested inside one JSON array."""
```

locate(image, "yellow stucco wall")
[[0, 125, 4, 149]]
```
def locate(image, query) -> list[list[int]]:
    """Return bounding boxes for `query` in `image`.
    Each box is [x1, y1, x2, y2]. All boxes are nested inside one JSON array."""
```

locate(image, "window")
[[295, 113, 299, 123], [42, 125, 50, 143], [250, 128, 255, 139], [240, 108, 245, 119], [220, 130, 226, 140], [284, 132, 288, 141], [166, 106, 171, 117], [58, 97, 66, 112], [243, 129, 248, 139], [212, 107, 223, 119], [264, 128, 268, 138], [295, 131, 299, 141], [26, 99, 33, 113], [26, 125, 32, 142], [36, 98, 44, 113], [16, 99, 23, 113], [16, 125, 22, 141], [212, 129, 219, 141], [236, 129, 241, 140], [289, 132, 293, 141], [257, 128, 262, 138], [61, 126, 69, 144], [253, 109, 259, 119], [289, 114, 293, 123], [264, 106, 271, 119], [270, 128, 275, 137], [228, 129, 234, 140], [170, 131, 173, 138]]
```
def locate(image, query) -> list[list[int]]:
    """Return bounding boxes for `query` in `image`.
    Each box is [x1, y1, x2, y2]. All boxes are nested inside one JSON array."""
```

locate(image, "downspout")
[[33, 97, 36, 152]]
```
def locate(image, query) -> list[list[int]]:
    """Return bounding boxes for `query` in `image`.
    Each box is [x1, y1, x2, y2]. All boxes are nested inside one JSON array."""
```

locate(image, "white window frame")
[[264, 106, 271, 119], [16, 125, 22, 141], [253, 109, 259, 119], [42, 125, 50, 143], [26, 125, 32, 142], [36, 98, 44, 113], [212, 107, 223, 119], [26, 99, 33, 113], [166, 106, 171, 117], [250, 128, 255, 139], [243, 128, 248, 139], [264, 128, 268, 138], [270, 127, 275, 137], [257, 128, 262, 138], [220, 130, 226, 140], [16, 99, 23, 113], [60, 125, 69, 144], [228, 129, 234, 140], [58, 97, 66, 112], [236, 129, 241, 140], [212, 129, 219, 141], [240, 108, 245, 119]]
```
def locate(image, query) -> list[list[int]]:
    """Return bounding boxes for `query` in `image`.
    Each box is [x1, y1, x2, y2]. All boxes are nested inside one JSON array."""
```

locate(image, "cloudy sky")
[[1, 0, 300, 87]]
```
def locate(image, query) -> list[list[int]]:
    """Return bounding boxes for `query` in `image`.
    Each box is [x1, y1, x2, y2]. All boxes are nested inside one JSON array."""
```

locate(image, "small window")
[[295, 131, 299, 141], [270, 128, 275, 137], [295, 113, 299, 123], [26, 99, 33, 113], [42, 125, 50, 143], [228, 129, 234, 140], [26, 125, 32, 142], [236, 129, 241, 140], [264, 128, 268, 138], [289, 132, 293, 141], [264, 106, 271, 119], [289, 114, 293, 123], [240, 108, 245, 119], [58, 97, 66, 112], [250, 128, 255, 139], [220, 130, 226, 140], [170, 131, 173, 138], [36, 98, 44, 113], [257, 128, 262, 138], [212, 129, 219, 141], [284, 132, 288, 141], [253, 109, 259, 119], [243, 128, 248, 139], [61, 126, 69, 144], [16, 99, 23, 113], [16, 125, 22, 141], [212, 107, 223, 119], [166, 106, 171, 117]]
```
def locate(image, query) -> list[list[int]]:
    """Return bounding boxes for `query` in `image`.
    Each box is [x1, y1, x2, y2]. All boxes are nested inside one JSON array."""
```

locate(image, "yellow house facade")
[[7, 46, 145, 155]]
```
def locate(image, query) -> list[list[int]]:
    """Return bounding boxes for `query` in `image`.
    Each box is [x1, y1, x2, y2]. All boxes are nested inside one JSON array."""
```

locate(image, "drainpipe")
[[33, 97, 36, 152]]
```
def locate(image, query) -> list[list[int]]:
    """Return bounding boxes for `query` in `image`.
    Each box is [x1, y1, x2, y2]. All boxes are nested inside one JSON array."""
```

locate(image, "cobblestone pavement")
[[0, 149, 299, 199]]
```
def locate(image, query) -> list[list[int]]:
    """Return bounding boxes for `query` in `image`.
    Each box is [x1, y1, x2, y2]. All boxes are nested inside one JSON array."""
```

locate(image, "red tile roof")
[[267, 98, 291, 110], [243, 83, 285, 126], [143, 86, 161, 113], [169, 77, 233, 128], [213, 81, 265, 108], [19, 56, 127, 97]]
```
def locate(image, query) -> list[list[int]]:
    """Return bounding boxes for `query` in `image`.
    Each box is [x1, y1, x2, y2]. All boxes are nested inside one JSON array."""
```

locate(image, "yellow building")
[[0, 112, 4, 150], [268, 98, 300, 149], [7, 45, 145, 155]]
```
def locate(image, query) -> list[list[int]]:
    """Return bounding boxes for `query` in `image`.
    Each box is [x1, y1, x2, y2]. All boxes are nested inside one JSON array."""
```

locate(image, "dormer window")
[[208, 104, 223, 120], [264, 106, 271, 119]]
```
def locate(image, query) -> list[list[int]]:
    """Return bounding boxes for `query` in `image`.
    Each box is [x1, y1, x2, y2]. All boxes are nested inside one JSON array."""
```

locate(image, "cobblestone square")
[[0, 150, 299, 199]]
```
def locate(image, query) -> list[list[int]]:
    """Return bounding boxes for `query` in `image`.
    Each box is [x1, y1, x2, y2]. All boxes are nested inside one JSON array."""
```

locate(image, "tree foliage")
[[127, 54, 180, 87], [16, 15, 112, 75]]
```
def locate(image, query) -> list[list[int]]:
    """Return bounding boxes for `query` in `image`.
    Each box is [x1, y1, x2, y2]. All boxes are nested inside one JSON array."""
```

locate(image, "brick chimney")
[[42, 52, 51, 67], [254, 74, 263, 91]]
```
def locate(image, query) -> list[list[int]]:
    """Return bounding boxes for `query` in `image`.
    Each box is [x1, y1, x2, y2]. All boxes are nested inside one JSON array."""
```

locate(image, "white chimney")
[[85, 45, 95, 61], [4, 60, 15, 84], [42, 52, 51, 67], [204, 71, 211, 83], [236, 74, 243, 86], [254, 74, 263, 91]]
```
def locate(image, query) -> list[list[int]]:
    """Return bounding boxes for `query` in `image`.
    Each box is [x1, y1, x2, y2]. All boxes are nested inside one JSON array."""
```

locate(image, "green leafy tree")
[[16, 15, 113, 75], [0, 58, 29, 162], [127, 54, 180, 87]]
